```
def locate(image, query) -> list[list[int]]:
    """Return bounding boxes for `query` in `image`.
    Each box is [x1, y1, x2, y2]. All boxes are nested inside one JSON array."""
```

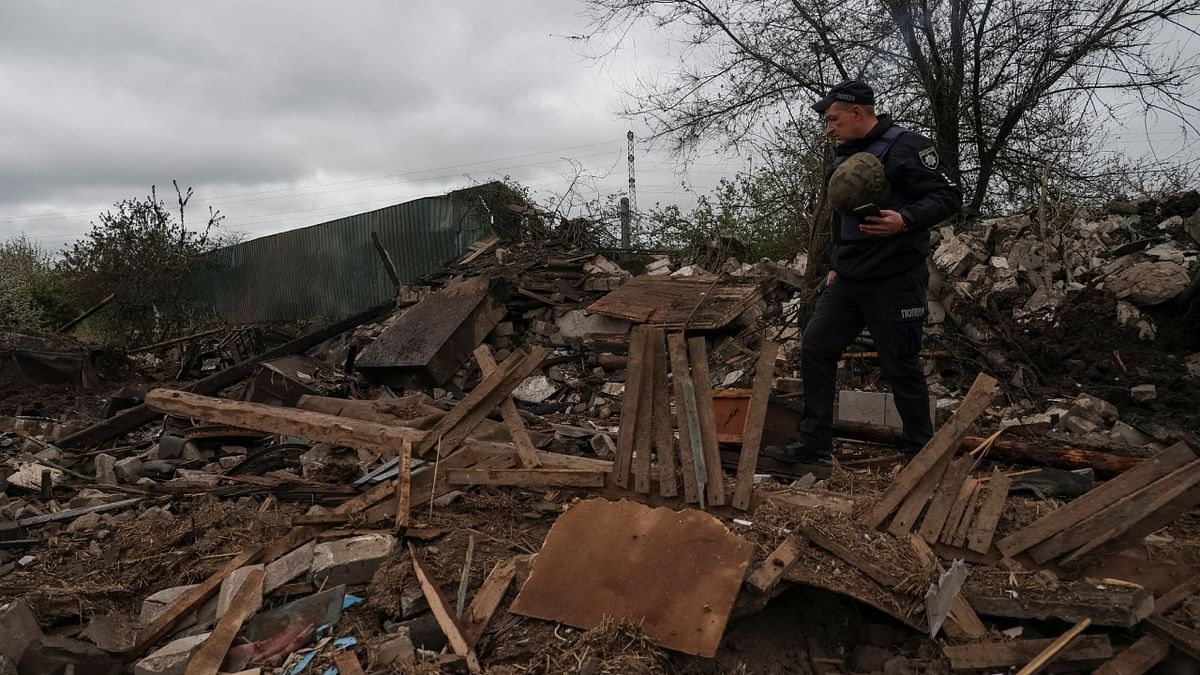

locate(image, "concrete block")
[[1073, 393, 1119, 423], [376, 628, 416, 668], [838, 391, 888, 427], [264, 542, 314, 594], [93, 454, 117, 485], [553, 309, 632, 339], [1131, 384, 1158, 401], [113, 457, 144, 483], [0, 599, 42, 664], [1110, 421, 1155, 447], [217, 564, 264, 618], [139, 585, 218, 630], [312, 534, 396, 587], [132, 633, 210, 675], [18, 635, 121, 675], [1064, 416, 1099, 435]]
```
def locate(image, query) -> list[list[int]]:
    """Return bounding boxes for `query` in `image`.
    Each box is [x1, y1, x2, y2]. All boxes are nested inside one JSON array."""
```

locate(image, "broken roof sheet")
[[585, 276, 765, 330]]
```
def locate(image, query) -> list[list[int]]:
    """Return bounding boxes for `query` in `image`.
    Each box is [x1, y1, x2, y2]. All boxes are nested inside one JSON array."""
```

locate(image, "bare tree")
[[581, 0, 1200, 212]]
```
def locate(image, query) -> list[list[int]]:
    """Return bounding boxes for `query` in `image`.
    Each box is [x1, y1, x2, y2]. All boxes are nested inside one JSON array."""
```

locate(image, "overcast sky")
[[0, 2, 1196, 250], [0, 1, 749, 248]]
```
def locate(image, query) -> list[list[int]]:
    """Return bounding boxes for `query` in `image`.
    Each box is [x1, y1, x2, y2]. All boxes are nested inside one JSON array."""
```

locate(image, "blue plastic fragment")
[[343, 594, 363, 609]]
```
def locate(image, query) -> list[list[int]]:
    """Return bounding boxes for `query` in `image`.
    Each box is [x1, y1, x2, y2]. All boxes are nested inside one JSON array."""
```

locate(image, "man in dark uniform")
[[766, 80, 962, 462]]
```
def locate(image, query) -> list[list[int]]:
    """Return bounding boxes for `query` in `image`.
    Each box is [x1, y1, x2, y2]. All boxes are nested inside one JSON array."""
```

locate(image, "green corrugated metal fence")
[[196, 194, 491, 323]]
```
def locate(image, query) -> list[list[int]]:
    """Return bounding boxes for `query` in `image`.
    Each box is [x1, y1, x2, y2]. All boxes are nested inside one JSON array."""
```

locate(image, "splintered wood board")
[[585, 276, 764, 330]]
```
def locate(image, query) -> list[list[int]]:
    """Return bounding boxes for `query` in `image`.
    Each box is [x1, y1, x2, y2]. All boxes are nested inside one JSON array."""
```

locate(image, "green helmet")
[[828, 152, 890, 214]]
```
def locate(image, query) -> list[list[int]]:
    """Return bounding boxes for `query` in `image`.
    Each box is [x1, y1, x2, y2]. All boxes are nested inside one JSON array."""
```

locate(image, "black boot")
[[763, 439, 833, 463]]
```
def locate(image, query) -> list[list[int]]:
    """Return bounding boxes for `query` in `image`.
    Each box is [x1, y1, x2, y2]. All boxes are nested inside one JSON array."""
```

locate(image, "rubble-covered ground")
[[1, 191, 1199, 674]]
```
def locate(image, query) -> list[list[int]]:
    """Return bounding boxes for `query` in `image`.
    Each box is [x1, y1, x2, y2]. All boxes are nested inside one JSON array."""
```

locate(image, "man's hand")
[[825, 270, 837, 287], [859, 209, 906, 237]]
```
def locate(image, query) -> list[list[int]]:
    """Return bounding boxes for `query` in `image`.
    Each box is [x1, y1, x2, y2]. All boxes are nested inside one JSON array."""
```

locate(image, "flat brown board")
[[1093, 636, 1171, 675], [996, 442, 1196, 559], [886, 452, 954, 538], [651, 333, 678, 498], [613, 327, 650, 489], [463, 556, 524, 647], [510, 498, 754, 657], [667, 333, 701, 503], [146, 389, 424, 451], [1033, 458, 1200, 564], [474, 346, 541, 469], [744, 535, 804, 595], [585, 276, 764, 330], [1066, 465, 1200, 564], [941, 479, 979, 545], [732, 341, 780, 511], [331, 651, 367, 675], [917, 454, 975, 544], [633, 329, 661, 494], [409, 544, 481, 672], [943, 635, 1112, 670], [967, 468, 1011, 554], [861, 373, 998, 529], [1145, 616, 1200, 663], [687, 336, 727, 506]]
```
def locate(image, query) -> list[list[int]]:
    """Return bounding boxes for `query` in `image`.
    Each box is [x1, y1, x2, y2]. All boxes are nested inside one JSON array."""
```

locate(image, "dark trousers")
[[799, 265, 933, 452]]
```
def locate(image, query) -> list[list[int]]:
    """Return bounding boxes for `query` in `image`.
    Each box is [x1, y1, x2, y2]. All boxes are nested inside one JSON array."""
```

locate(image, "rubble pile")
[[0, 192, 1199, 674]]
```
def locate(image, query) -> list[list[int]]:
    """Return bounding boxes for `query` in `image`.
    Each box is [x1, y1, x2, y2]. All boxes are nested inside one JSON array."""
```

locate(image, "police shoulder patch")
[[918, 146, 939, 170]]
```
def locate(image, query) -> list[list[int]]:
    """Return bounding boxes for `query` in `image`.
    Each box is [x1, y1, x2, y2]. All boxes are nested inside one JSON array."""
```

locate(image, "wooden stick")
[[456, 535, 476, 619], [666, 332, 701, 503], [800, 524, 901, 588], [613, 327, 649, 489], [687, 336, 727, 506], [732, 341, 780, 511], [409, 544, 481, 673], [474, 345, 542, 469], [633, 329, 660, 494], [446, 468, 607, 488], [861, 373, 998, 529], [184, 568, 265, 675], [745, 535, 804, 595], [651, 332, 678, 498], [394, 439, 412, 531], [463, 556, 523, 647], [1016, 618, 1092, 675]]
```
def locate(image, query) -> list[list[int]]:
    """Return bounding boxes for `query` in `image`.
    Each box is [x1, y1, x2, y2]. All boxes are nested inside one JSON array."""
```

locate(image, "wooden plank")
[[145, 389, 423, 452], [941, 479, 979, 545], [394, 439, 412, 531], [1145, 615, 1200, 663], [446, 468, 607, 488], [1033, 458, 1200, 564], [331, 651, 367, 675], [1153, 572, 1200, 613], [744, 535, 804, 595], [409, 544, 482, 673], [887, 451, 954, 538], [370, 231, 401, 288], [944, 634, 1111, 671], [965, 582, 1153, 627], [363, 451, 517, 525], [799, 524, 901, 589], [633, 329, 660, 494], [651, 331, 678, 498], [414, 346, 549, 458], [732, 341, 780, 511], [861, 373, 999, 529], [967, 468, 1011, 554], [184, 568, 265, 675], [667, 332, 701, 503], [474, 345, 541, 469], [687, 336, 727, 506], [459, 236, 501, 265], [996, 442, 1196, 559], [1014, 618, 1092, 675], [951, 486, 982, 549], [1066, 466, 1200, 564], [765, 488, 856, 515], [613, 327, 649, 489], [917, 454, 974, 544], [908, 534, 987, 638], [463, 556, 524, 647], [1094, 637, 1171, 675]]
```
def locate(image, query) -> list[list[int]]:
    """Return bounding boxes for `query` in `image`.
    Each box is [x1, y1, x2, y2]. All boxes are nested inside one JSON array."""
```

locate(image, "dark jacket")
[[828, 115, 962, 281]]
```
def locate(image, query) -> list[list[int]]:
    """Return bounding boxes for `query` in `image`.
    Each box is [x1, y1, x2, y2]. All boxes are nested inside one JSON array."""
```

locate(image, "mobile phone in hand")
[[852, 203, 882, 220]]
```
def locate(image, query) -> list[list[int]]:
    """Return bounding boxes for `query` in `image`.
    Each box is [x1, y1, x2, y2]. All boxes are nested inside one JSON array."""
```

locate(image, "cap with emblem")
[[812, 80, 875, 113]]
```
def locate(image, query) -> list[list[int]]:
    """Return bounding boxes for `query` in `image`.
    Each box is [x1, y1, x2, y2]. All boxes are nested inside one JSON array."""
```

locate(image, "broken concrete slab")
[[93, 454, 117, 485], [132, 632, 210, 675], [511, 498, 754, 657], [264, 541, 314, 594], [18, 635, 122, 675], [113, 456, 143, 483], [79, 613, 137, 653], [0, 599, 42, 664], [312, 534, 396, 586], [1132, 384, 1158, 401], [1108, 260, 1191, 305], [553, 309, 631, 339], [140, 584, 218, 631], [511, 375, 557, 404], [375, 628, 416, 669], [356, 275, 508, 388]]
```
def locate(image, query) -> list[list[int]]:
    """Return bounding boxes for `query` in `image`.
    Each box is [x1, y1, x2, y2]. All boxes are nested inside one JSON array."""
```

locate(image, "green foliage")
[[0, 234, 61, 330], [58, 183, 225, 346]]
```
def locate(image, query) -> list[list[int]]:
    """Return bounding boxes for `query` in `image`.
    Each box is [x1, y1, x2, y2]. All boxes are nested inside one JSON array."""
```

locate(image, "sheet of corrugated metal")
[[196, 195, 490, 323]]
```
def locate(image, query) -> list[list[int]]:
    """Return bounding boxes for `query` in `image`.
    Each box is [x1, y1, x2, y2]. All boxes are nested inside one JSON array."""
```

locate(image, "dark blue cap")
[[813, 80, 875, 113]]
